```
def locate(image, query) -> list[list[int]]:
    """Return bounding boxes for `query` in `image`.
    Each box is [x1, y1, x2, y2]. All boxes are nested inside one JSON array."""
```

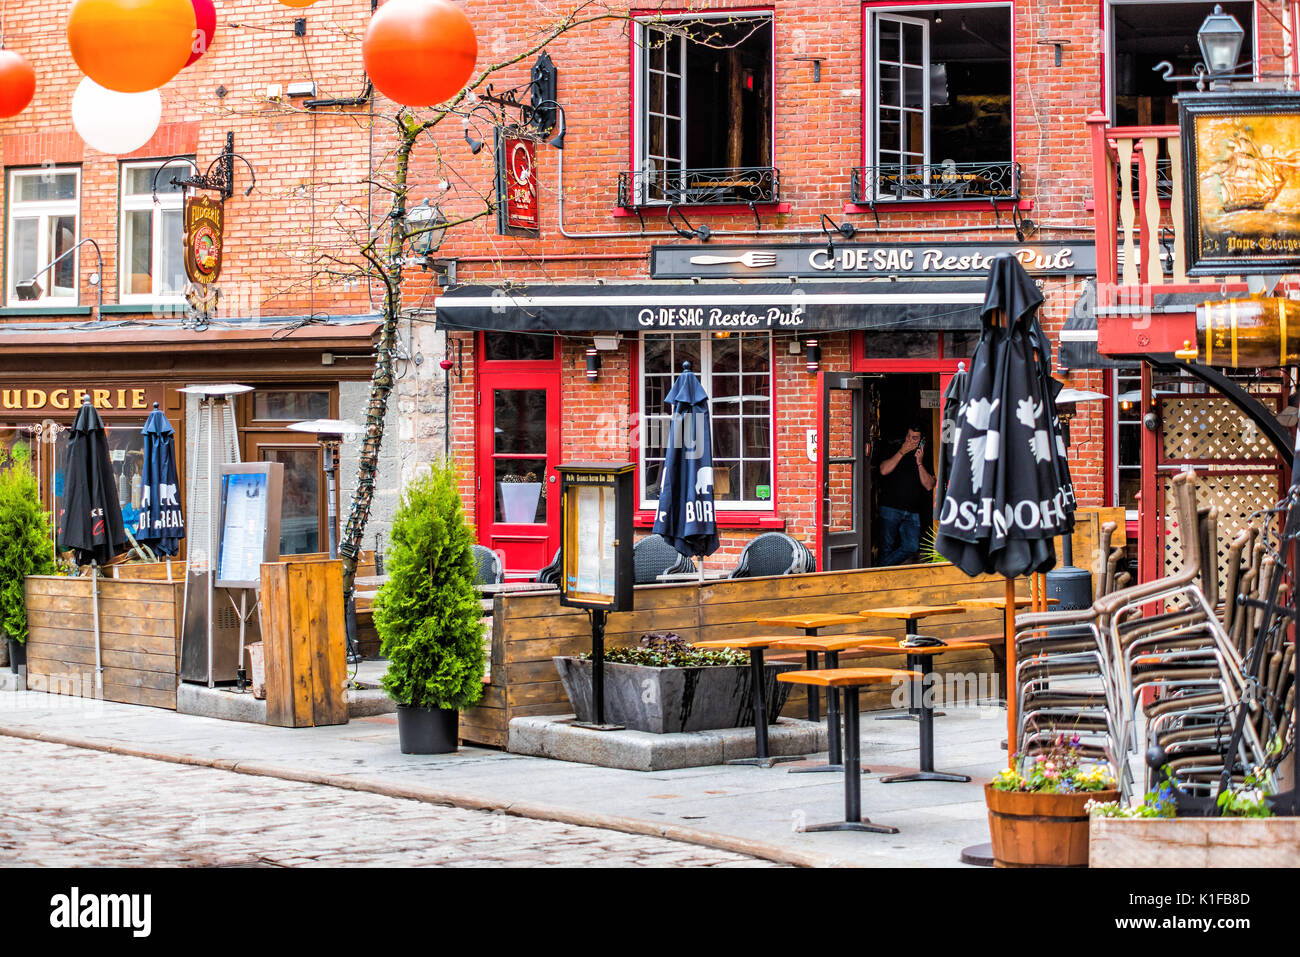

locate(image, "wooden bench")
[[778, 668, 920, 834]]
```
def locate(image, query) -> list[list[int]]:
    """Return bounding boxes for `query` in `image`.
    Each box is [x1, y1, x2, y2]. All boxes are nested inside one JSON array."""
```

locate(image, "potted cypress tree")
[[373, 461, 486, 754], [0, 460, 56, 673]]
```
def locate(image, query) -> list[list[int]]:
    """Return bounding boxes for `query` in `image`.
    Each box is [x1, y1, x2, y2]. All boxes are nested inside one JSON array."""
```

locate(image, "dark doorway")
[[868, 372, 941, 567]]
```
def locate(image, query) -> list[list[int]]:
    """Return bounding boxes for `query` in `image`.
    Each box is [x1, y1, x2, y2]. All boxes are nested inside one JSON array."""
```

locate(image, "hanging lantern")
[[363, 0, 477, 107], [72, 78, 162, 154], [67, 0, 196, 93], [0, 50, 36, 118], [184, 0, 217, 67]]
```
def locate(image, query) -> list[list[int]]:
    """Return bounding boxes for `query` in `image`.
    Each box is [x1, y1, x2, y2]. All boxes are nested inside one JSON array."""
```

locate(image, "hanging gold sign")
[[184, 194, 224, 284]]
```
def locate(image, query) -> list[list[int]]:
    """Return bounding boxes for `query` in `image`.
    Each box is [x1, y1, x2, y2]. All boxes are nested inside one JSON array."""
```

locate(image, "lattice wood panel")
[[1162, 472, 1281, 583], [1161, 396, 1282, 463]]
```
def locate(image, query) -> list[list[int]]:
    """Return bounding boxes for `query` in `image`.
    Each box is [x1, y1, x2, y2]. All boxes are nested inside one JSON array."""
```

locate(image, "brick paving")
[[0, 737, 777, 868]]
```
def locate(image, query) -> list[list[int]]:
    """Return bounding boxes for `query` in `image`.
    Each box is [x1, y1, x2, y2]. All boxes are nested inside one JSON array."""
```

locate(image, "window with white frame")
[[6, 167, 80, 306], [861, 4, 1012, 201], [120, 161, 187, 302], [1107, 1, 1254, 127], [631, 14, 775, 206], [640, 332, 773, 510]]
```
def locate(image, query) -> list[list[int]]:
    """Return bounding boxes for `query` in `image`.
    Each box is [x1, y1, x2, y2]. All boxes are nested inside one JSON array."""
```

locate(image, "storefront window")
[[120, 161, 187, 302], [6, 167, 80, 306], [640, 331, 773, 509], [251, 390, 331, 422], [483, 332, 554, 362], [51, 419, 147, 537]]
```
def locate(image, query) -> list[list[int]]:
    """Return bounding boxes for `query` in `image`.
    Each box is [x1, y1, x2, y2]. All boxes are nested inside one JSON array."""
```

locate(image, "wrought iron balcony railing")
[[617, 166, 780, 207], [850, 161, 1022, 204]]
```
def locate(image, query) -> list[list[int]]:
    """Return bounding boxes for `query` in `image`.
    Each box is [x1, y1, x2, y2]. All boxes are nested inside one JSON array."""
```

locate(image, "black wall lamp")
[[586, 347, 602, 382], [805, 338, 821, 374], [17, 237, 104, 316], [667, 205, 711, 242], [821, 214, 856, 258]]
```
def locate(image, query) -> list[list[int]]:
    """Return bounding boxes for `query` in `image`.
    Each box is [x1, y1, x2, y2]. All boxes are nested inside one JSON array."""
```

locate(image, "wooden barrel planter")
[[985, 784, 1120, 867]]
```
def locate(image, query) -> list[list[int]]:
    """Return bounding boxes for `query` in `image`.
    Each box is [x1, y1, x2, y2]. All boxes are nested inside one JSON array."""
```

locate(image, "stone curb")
[[0, 724, 847, 869]]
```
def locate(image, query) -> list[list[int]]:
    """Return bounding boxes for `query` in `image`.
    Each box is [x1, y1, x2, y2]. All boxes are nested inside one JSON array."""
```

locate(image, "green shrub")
[[0, 464, 55, 643], [373, 461, 485, 711]]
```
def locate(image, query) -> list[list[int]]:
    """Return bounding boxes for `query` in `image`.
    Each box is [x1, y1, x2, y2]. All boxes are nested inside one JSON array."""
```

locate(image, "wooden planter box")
[[1090, 816, 1300, 867], [24, 573, 184, 710]]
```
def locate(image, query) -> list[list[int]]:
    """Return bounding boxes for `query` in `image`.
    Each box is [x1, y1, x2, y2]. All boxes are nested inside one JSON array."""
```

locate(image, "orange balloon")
[[67, 0, 196, 93], [0, 50, 36, 118], [277, 0, 319, 6], [364, 0, 477, 107]]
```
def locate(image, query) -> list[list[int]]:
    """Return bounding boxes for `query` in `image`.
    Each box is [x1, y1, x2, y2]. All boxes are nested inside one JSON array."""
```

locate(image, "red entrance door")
[[476, 370, 561, 575]]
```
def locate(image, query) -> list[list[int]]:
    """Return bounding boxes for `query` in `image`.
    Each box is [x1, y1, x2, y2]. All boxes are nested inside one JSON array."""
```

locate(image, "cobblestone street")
[[0, 737, 776, 867]]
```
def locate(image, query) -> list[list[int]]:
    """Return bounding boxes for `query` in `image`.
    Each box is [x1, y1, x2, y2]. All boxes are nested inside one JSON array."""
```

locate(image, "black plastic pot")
[[396, 704, 459, 754], [6, 638, 23, 675]]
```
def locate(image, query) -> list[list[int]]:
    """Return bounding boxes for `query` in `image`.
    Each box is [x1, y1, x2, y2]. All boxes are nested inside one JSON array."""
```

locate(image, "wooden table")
[[755, 613, 866, 722], [957, 596, 1058, 611], [850, 639, 990, 783], [858, 605, 968, 718], [692, 636, 805, 766], [768, 635, 895, 773]]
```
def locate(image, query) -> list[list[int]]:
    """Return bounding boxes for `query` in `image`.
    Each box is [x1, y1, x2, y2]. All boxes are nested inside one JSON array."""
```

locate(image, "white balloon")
[[71, 78, 162, 155]]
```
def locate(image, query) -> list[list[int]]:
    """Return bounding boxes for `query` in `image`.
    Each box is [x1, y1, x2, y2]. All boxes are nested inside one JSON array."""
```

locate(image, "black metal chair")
[[535, 548, 562, 586], [728, 532, 812, 578], [471, 544, 504, 586], [633, 534, 695, 584]]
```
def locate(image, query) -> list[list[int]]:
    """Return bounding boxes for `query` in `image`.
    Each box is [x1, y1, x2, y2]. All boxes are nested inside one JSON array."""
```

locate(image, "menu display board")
[[215, 463, 284, 589], [558, 463, 634, 612]]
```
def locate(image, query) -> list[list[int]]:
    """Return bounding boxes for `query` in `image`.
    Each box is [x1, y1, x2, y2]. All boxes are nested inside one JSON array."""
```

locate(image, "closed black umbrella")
[[59, 397, 129, 567], [935, 255, 1075, 577], [934, 362, 969, 524], [136, 402, 185, 557], [652, 362, 719, 566]]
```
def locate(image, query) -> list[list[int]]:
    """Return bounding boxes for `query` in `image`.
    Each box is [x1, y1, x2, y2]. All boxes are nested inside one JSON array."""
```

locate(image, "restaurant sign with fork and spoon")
[[649, 241, 1095, 280]]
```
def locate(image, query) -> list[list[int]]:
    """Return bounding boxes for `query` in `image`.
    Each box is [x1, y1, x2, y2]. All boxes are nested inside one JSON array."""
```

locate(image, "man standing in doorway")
[[875, 424, 936, 566]]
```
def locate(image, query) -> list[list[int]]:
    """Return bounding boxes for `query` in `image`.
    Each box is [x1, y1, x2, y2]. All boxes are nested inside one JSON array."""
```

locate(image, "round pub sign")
[[184, 195, 224, 284]]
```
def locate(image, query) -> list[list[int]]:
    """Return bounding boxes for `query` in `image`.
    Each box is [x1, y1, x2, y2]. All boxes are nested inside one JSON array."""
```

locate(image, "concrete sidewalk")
[[0, 688, 1005, 867]]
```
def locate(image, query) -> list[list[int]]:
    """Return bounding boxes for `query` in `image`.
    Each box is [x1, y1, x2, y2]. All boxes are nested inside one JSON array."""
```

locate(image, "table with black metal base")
[[755, 614, 867, 722], [768, 634, 894, 774], [778, 668, 921, 834], [858, 605, 967, 721], [853, 639, 991, 784], [692, 636, 802, 767]]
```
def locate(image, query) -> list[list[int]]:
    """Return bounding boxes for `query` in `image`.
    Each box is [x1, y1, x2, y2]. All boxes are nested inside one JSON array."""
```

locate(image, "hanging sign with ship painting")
[[1181, 92, 1300, 275]]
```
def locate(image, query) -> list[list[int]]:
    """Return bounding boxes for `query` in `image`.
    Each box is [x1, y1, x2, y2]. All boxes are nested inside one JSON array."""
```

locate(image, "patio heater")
[[178, 383, 252, 687], [287, 418, 365, 661], [1046, 387, 1107, 610]]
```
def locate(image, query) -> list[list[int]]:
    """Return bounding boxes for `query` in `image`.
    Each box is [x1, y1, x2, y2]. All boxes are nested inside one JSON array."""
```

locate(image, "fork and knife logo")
[[687, 251, 778, 268]]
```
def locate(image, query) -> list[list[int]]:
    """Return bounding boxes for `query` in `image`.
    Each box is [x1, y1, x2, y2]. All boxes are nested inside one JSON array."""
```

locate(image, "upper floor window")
[[626, 14, 775, 207], [640, 332, 773, 511], [1108, 1, 1255, 127], [6, 167, 80, 306], [120, 161, 187, 303], [860, 4, 1013, 203]]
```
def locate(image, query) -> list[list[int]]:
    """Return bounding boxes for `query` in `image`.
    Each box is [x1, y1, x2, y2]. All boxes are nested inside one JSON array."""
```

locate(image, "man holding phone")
[[874, 423, 936, 566]]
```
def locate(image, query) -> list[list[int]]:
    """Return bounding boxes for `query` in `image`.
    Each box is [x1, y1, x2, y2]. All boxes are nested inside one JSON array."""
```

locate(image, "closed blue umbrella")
[[652, 362, 719, 565], [137, 401, 185, 557]]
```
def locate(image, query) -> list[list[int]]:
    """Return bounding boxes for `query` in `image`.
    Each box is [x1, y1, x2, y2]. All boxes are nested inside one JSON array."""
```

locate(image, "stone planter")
[[553, 656, 799, 733], [986, 784, 1120, 867], [1090, 816, 1300, 867]]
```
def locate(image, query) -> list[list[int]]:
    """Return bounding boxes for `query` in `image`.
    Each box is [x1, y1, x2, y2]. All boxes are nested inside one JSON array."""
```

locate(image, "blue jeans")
[[879, 505, 921, 566]]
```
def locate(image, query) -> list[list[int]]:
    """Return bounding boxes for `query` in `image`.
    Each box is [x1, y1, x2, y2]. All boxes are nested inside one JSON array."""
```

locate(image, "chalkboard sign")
[[215, 462, 284, 589]]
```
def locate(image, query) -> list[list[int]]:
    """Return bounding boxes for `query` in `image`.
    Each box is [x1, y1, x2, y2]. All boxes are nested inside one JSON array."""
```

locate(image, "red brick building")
[[415, 0, 1300, 575]]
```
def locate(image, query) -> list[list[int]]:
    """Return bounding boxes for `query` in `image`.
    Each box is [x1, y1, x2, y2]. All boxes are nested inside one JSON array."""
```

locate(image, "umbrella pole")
[[91, 561, 103, 693], [1004, 576, 1017, 769]]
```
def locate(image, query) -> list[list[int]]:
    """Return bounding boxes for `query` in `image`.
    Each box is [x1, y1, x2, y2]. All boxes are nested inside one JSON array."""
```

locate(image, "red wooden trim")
[[842, 199, 1032, 215], [1107, 124, 1179, 139], [1138, 362, 1158, 583], [635, 510, 786, 529], [611, 202, 791, 218], [1087, 111, 1117, 288]]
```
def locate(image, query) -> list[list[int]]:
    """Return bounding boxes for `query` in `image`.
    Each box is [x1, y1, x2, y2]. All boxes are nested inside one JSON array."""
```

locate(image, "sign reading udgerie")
[[650, 241, 1095, 280], [183, 195, 224, 284]]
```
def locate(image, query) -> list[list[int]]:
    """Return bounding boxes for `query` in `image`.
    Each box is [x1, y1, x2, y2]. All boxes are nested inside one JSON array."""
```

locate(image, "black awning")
[[1058, 280, 1128, 370], [433, 280, 988, 333]]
